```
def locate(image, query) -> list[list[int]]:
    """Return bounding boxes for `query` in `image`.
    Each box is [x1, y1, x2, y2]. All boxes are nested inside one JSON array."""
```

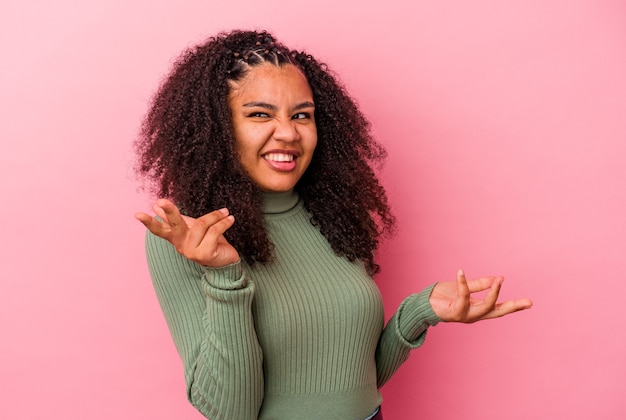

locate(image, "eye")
[[292, 112, 311, 120], [248, 112, 270, 118]]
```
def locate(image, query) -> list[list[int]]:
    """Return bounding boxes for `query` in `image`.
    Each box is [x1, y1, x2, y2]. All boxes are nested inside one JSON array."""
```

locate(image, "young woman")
[[134, 29, 532, 420]]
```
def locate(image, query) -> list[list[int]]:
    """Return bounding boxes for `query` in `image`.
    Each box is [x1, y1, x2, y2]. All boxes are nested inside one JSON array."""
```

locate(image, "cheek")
[[303, 138, 318, 168], [238, 138, 262, 161], [308, 132, 318, 153], [233, 128, 257, 157], [236, 143, 256, 170], [232, 134, 253, 170], [236, 124, 267, 149]]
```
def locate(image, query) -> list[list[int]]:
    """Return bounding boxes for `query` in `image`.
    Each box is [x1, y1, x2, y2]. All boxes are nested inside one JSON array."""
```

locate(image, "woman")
[[134, 29, 532, 420]]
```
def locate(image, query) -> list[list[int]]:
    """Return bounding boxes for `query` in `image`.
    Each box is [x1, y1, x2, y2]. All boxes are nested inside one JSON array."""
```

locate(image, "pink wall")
[[1, 1, 624, 419]]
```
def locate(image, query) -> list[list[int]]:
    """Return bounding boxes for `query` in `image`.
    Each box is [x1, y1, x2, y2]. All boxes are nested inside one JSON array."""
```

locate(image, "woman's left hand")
[[429, 270, 533, 323]]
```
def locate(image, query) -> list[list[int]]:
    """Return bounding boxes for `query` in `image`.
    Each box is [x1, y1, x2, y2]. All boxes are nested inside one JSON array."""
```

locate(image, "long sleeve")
[[143, 191, 442, 418], [145, 233, 264, 420], [375, 284, 441, 387]]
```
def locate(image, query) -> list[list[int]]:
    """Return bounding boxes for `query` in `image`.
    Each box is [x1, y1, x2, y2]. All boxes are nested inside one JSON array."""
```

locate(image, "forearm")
[[375, 284, 441, 387], [146, 233, 264, 420], [188, 264, 264, 419]]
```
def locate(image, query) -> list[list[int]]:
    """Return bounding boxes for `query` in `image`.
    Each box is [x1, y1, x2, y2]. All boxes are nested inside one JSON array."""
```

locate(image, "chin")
[[260, 185, 295, 193], [255, 175, 301, 192]]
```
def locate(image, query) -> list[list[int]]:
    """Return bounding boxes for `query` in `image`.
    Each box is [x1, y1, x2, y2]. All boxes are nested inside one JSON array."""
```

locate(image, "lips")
[[264, 152, 295, 162], [263, 151, 299, 171]]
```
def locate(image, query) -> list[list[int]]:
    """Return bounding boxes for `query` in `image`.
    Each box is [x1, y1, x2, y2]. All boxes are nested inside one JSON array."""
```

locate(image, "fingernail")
[[219, 208, 229, 215], [458, 269, 464, 277]]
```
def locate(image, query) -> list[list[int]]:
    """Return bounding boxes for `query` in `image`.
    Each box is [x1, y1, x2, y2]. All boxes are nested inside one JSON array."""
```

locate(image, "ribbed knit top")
[[145, 190, 440, 419]]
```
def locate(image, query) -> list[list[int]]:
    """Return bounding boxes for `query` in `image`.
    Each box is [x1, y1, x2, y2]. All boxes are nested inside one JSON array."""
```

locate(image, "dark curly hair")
[[135, 29, 395, 275]]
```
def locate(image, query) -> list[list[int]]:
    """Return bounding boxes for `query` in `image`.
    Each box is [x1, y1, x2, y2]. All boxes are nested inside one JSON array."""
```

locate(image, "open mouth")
[[263, 153, 295, 162], [263, 152, 298, 171]]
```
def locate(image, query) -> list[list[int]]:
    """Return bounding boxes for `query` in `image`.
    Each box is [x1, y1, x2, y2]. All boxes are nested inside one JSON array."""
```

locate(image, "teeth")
[[264, 153, 294, 162]]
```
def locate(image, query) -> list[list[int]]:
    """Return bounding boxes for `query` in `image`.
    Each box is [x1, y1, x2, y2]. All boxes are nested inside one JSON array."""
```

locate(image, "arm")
[[375, 285, 441, 387], [375, 270, 533, 387], [139, 201, 264, 419]]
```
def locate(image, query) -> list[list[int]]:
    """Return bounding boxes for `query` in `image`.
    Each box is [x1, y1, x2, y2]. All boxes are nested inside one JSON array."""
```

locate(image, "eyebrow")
[[242, 101, 315, 111]]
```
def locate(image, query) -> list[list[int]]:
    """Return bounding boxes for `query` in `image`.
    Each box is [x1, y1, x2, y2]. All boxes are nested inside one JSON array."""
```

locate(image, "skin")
[[229, 63, 317, 193], [430, 270, 532, 322], [135, 63, 532, 323]]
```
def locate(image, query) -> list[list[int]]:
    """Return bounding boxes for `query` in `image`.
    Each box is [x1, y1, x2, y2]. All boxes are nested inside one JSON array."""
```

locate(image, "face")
[[229, 63, 317, 192]]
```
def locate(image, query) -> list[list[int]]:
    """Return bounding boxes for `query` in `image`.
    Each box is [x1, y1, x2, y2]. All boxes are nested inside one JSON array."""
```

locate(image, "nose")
[[272, 118, 300, 143]]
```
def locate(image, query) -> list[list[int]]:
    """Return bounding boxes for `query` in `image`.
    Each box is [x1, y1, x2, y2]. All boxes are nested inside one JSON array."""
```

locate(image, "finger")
[[153, 201, 195, 228], [454, 269, 471, 317], [456, 269, 470, 298], [196, 213, 236, 249], [465, 276, 497, 293], [180, 214, 197, 229], [482, 298, 534, 319], [157, 199, 187, 233], [135, 212, 170, 238], [485, 276, 503, 305], [187, 208, 232, 246], [465, 277, 503, 321], [135, 212, 152, 225], [152, 203, 168, 223]]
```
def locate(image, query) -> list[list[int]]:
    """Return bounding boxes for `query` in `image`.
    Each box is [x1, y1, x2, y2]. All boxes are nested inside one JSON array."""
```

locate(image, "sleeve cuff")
[[395, 284, 441, 348], [202, 261, 246, 290]]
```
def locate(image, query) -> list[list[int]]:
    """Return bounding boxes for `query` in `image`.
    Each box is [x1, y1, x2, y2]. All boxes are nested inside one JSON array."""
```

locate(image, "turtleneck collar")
[[262, 189, 300, 214]]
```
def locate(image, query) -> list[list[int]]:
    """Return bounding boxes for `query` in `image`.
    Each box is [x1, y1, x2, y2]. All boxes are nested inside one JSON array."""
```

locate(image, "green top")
[[145, 190, 440, 419]]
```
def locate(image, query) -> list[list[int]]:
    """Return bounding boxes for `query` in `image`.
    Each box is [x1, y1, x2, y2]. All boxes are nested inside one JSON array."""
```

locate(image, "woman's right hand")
[[135, 199, 240, 268]]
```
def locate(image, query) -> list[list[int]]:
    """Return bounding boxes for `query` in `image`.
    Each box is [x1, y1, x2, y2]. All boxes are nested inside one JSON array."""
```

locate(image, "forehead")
[[228, 63, 313, 102]]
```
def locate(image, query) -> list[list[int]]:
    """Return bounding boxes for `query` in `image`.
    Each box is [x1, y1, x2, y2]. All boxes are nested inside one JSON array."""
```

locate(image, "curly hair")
[[135, 29, 395, 275]]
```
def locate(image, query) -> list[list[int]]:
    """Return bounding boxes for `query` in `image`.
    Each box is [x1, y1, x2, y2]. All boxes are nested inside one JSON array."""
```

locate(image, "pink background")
[[1, 1, 625, 419]]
